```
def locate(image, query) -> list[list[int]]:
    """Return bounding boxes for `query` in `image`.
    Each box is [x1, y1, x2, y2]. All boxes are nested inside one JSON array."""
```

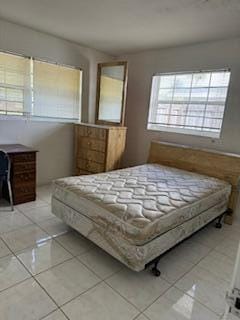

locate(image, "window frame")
[[0, 50, 82, 123], [147, 69, 231, 138]]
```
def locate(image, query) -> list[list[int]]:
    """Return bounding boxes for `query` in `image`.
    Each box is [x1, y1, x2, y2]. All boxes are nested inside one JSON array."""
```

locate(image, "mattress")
[[52, 164, 231, 245]]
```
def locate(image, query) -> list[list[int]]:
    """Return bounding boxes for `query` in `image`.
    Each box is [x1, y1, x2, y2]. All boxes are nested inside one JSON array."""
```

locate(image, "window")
[[0, 52, 31, 116], [33, 60, 81, 120], [147, 70, 231, 138], [0, 51, 82, 121]]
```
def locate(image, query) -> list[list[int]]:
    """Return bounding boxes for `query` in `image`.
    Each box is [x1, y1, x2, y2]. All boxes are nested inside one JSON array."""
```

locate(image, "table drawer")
[[78, 149, 105, 164], [13, 162, 36, 173], [78, 137, 106, 153], [13, 172, 36, 185], [13, 183, 35, 196], [77, 159, 105, 173], [11, 152, 36, 163]]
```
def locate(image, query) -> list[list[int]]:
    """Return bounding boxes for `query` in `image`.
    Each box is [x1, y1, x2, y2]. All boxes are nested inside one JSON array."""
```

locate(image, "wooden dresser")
[[0, 144, 37, 205], [75, 123, 127, 175]]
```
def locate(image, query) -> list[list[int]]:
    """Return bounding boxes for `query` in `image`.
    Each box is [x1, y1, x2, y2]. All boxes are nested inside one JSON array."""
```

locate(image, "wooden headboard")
[[148, 141, 240, 224]]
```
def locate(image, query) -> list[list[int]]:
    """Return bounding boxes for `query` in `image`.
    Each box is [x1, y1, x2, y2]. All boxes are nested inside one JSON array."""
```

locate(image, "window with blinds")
[[147, 70, 231, 137], [0, 51, 82, 121], [0, 52, 31, 116], [32, 60, 81, 120]]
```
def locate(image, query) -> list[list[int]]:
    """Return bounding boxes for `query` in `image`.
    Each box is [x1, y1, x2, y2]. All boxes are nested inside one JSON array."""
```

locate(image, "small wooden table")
[[0, 144, 38, 205]]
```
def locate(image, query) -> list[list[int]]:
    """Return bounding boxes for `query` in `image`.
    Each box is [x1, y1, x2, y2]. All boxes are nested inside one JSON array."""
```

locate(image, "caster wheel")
[[152, 267, 161, 277], [215, 222, 222, 229]]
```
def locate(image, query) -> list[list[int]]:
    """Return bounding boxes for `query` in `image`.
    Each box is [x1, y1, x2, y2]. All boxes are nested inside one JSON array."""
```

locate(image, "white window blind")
[[32, 60, 81, 120], [0, 52, 31, 116], [147, 70, 231, 137]]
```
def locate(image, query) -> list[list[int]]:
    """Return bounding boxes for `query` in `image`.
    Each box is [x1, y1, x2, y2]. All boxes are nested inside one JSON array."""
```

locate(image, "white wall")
[[0, 19, 112, 185], [119, 38, 240, 167]]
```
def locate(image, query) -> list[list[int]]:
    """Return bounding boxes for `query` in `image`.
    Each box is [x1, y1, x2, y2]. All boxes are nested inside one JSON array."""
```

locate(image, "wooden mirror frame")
[[95, 61, 128, 126]]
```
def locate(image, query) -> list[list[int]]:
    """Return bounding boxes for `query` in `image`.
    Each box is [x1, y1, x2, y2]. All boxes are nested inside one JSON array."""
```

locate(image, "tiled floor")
[[0, 185, 239, 320]]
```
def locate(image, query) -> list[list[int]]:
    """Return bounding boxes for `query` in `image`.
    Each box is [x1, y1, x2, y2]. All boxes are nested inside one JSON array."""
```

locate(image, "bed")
[[52, 141, 240, 275]]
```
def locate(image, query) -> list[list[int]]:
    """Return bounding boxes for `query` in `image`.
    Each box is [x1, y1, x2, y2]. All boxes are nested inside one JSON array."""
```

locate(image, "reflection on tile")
[[158, 250, 195, 284], [37, 186, 52, 204], [0, 254, 31, 291], [1, 224, 51, 252], [198, 250, 234, 282], [106, 267, 171, 311], [78, 246, 123, 279], [37, 217, 70, 237], [36, 258, 100, 306], [0, 238, 11, 258], [17, 239, 72, 275], [62, 282, 139, 320], [175, 265, 229, 315], [145, 287, 219, 320], [0, 278, 57, 320], [22, 206, 55, 223], [0, 211, 32, 234], [55, 231, 95, 256], [42, 309, 68, 320]]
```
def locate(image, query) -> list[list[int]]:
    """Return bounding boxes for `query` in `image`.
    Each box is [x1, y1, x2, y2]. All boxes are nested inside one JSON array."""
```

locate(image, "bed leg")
[[215, 214, 224, 229], [215, 208, 232, 229], [151, 257, 161, 277]]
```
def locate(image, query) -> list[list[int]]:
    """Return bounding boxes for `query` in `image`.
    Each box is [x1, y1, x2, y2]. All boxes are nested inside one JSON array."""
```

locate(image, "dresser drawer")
[[78, 137, 106, 153], [76, 169, 91, 175], [13, 162, 36, 173], [78, 149, 105, 164], [77, 159, 105, 173], [78, 126, 107, 140]]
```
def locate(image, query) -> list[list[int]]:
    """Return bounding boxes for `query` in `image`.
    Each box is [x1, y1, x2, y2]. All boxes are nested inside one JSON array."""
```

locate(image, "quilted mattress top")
[[52, 164, 231, 245]]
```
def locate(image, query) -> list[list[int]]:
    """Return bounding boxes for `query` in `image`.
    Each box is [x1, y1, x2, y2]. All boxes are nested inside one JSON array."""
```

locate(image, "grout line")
[[0, 192, 239, 319]]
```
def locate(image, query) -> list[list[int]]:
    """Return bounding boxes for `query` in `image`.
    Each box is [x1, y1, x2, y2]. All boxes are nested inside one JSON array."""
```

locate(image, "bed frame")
[[148, 141, 240, 225], [52, 140, 240, 277]]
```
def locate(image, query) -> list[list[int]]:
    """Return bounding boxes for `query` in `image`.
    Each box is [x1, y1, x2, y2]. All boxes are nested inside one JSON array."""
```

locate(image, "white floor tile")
[[0, 254, 31, 291], [190, 224, 226, 248], [215, 238, 239, 261], [0, 238, 11, 258], [16, 239, 72, 275], [144, 287, 219, 320], [16, 199, 48, 212], [22, 205, 55, 223], [0, 278, 57, 320], [106, 267, 171, 311], [1, 224, 51, 252], [198, 250, 234, 282], [42, 309, 68, 320], [157, 250, 195, 284], [0, 211, 32, 234], [37, 217, 70, 237], [78, 246, 123, 279], [134, 315, 149, 320], [62, 282, 139, 320], [175, 265, 230, 315], [167, 239, 211, 265], [55, 231, 95, 256], [36, 258, 100, 306]]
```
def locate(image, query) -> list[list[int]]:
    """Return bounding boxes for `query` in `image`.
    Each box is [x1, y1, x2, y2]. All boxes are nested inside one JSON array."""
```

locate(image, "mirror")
[[95, 61, 128, 126]]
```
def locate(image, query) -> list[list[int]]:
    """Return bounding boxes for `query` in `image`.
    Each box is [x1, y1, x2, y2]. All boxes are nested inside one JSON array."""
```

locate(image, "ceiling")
[[0, 0, 240, 55]]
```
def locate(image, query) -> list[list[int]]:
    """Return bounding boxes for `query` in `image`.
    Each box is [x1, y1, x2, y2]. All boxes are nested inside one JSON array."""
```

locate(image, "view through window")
[[147, 70, 231, 137]]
